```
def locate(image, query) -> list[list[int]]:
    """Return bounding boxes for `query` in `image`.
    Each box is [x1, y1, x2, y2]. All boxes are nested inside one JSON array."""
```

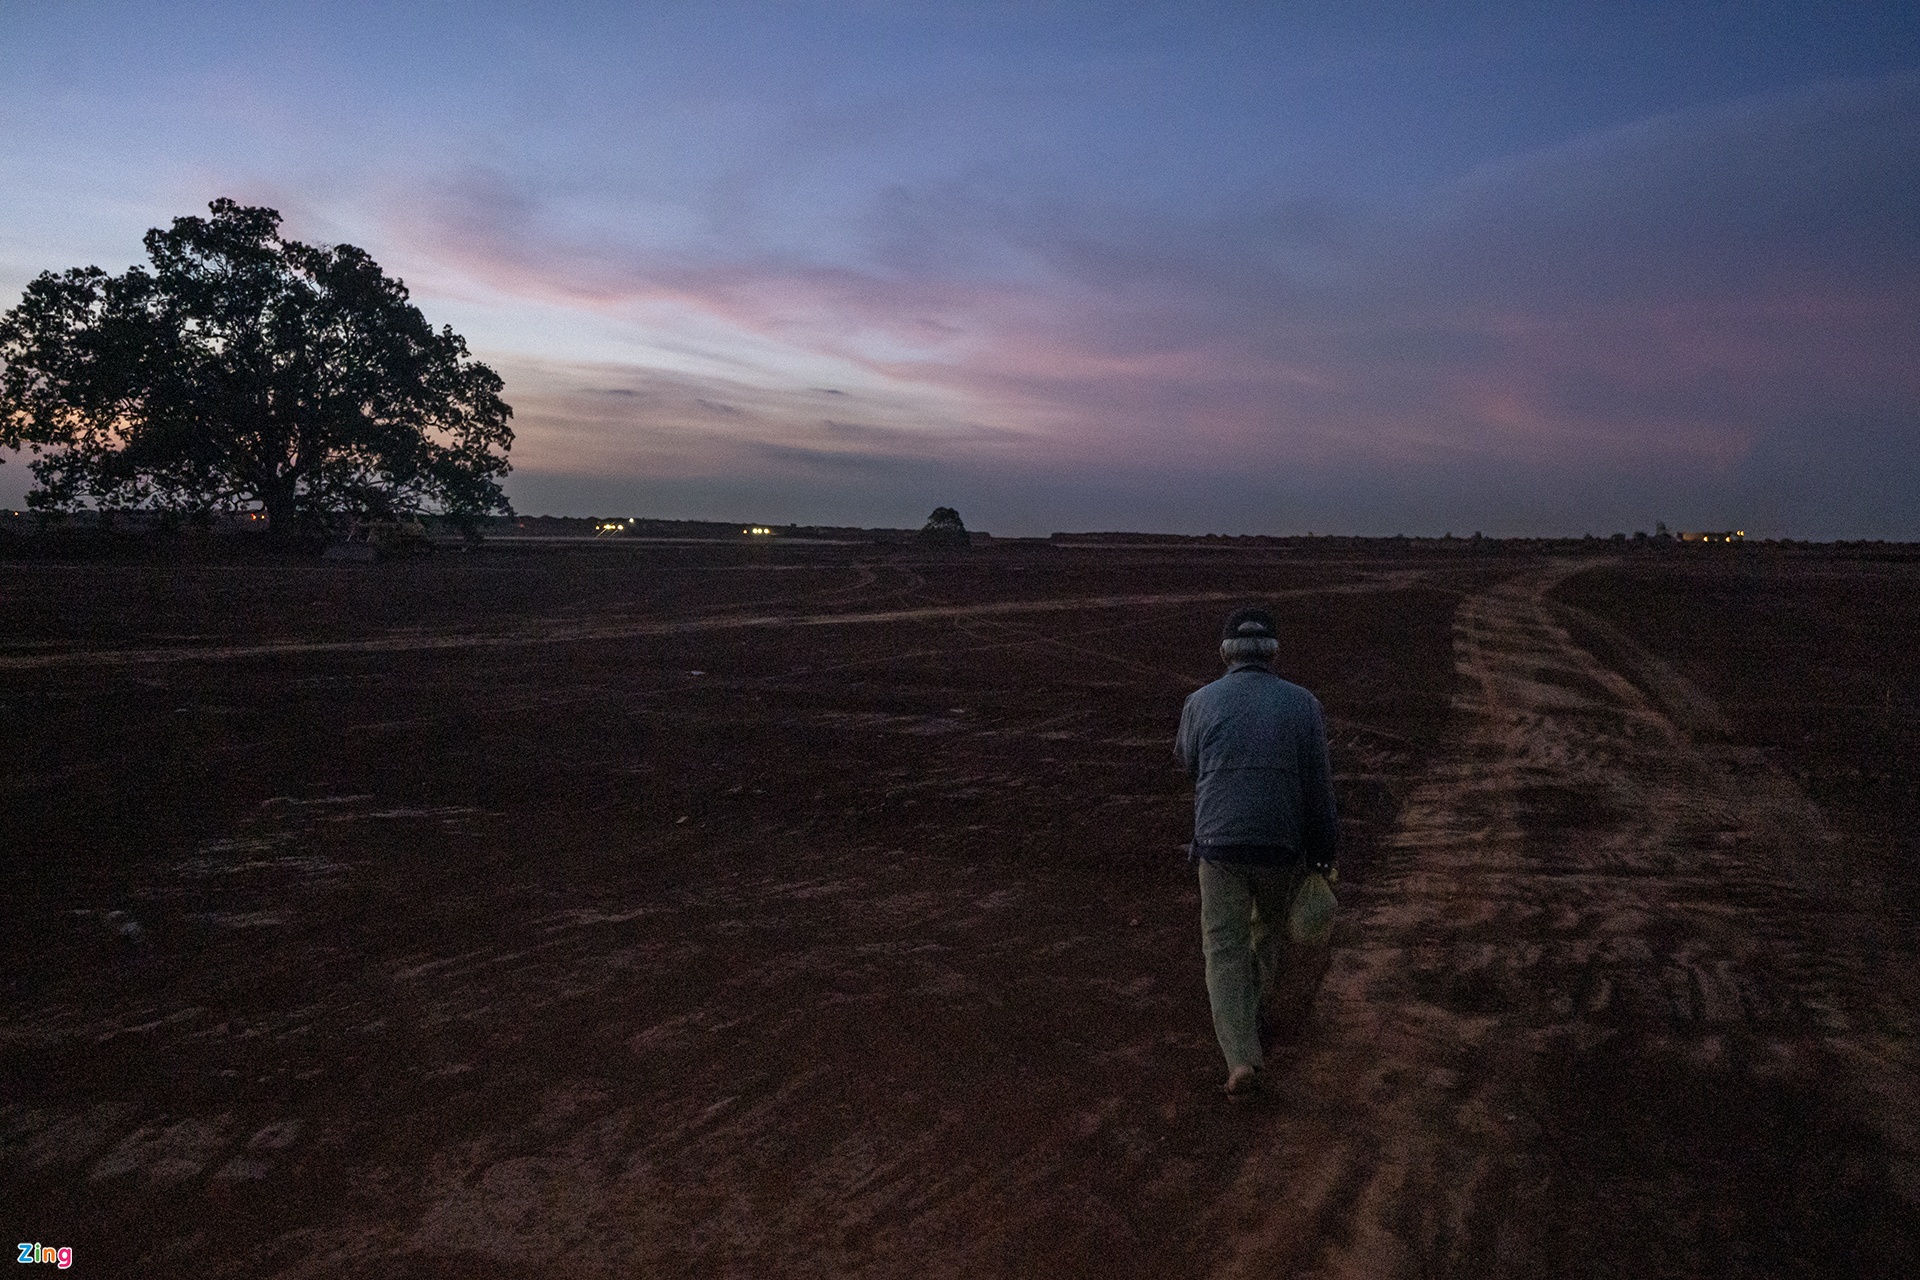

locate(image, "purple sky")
[[3, 1, 1917, 536]]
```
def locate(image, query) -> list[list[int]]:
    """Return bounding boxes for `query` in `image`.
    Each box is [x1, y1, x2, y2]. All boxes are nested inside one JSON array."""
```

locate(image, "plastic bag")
[[1287, 871, 1337, 946]]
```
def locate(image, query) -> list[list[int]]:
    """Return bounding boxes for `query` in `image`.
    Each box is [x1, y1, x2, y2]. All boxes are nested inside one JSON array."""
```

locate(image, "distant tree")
[[0, 199, 513, 535], [918, 505, 970, 549]]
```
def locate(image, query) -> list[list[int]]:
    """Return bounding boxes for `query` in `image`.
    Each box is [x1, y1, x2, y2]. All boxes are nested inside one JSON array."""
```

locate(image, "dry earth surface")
[[3, 540, 1916, 1277]]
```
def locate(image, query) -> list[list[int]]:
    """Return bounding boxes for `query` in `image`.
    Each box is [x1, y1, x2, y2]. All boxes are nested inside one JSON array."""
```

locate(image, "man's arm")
[[1174, 695, 1198, 778], [1299, 697, 1338, 870]]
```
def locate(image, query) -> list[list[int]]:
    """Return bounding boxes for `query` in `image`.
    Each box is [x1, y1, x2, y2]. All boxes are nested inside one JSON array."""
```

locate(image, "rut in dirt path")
[[0, 573, 1423, 670], [1204, 560, 1920, 1278]]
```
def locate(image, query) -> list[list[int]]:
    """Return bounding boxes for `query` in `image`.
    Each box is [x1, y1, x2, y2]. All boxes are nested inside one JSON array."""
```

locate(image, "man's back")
[[1176, 664, 1336, 866]]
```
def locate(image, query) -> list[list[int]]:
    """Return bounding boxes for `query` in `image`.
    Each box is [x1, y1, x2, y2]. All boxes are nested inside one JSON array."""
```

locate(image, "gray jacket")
[[1175, 662, 1337, 868]]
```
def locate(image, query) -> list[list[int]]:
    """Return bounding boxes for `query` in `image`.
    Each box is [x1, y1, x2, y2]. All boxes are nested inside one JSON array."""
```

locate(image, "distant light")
[[743, 526, 774, 536]]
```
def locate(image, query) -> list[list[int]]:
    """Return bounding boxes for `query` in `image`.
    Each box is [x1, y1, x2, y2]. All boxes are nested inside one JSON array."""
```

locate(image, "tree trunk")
[[260, 475, 297, 542]]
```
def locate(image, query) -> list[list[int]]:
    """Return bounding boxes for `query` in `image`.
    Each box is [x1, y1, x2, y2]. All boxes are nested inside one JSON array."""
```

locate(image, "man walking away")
[[1176, 606, 1337, 1095]]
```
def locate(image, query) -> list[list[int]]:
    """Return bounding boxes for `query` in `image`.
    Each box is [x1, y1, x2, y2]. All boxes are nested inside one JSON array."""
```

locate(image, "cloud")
[[491, 354, 1021, 481], [394, 72, 1920, 536], [1413, 72, 1920, 299]]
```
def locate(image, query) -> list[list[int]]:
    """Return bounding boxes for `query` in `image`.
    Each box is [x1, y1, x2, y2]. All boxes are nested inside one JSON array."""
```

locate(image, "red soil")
[[2, 542, 1913, 1277]]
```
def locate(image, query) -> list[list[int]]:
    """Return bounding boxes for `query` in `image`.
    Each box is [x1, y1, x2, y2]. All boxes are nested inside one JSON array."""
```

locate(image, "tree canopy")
[[918, 506, 970, 548], [0, 199, 513, 532]]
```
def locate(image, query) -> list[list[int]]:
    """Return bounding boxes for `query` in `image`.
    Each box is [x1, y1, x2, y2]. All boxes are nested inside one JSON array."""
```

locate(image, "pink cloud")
[[367, 71, 1920, 536]]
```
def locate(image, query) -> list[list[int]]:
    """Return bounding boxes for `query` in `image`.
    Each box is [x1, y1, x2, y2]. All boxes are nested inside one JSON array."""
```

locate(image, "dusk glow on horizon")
[[3, 1, 1917, 537]]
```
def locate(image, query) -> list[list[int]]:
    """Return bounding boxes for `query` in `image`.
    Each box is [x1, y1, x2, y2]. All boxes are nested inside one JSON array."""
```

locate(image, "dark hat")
[[1221, 606, 1277, 642]]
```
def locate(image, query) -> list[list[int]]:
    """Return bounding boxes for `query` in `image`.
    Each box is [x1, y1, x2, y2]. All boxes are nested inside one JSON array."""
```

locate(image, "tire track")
[[1206, 560, 1919, 1277], [0, 575, 1421, 671]]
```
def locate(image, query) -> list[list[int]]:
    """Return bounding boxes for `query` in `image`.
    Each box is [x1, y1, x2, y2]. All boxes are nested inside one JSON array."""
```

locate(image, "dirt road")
[[1204, 562, 1919, 1276], [0, 572, 1421, 672]]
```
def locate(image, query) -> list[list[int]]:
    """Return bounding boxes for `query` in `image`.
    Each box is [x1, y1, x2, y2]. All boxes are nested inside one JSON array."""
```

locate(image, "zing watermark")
[[15, 1244, 72, 1269]]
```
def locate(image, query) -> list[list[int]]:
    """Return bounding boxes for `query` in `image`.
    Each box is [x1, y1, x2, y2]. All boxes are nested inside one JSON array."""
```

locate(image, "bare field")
[[2, 542, 1915, 1277]]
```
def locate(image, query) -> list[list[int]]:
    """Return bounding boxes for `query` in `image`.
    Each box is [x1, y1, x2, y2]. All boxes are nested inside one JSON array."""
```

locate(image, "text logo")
[[16, 1244, 72, 1269]]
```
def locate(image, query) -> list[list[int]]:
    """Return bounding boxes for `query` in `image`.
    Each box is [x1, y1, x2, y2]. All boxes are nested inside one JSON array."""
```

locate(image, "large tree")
[[0, 199, 513, 532]]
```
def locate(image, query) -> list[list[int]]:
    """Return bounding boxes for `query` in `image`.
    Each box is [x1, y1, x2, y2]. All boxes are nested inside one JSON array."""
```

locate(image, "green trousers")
[[1198, 858, 1312, 1070]]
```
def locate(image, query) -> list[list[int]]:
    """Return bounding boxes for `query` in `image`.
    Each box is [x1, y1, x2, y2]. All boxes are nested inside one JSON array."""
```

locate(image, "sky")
[[2, 0, 1917, 537]]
